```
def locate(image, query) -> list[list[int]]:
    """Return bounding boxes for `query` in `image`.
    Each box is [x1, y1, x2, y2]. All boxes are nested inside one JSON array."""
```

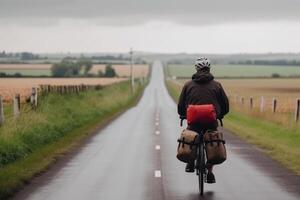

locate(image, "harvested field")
[[0, 78, 127, 102], [90, 64, 149, 77], [175, 78, 300, 116]]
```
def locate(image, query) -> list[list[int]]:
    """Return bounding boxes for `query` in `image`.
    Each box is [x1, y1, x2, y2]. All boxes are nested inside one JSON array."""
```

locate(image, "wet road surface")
[[14, 61, 300, 200]]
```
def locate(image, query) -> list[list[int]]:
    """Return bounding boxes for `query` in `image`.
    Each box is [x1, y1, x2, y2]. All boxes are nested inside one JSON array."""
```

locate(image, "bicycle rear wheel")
[[197, 142, 205, 196]]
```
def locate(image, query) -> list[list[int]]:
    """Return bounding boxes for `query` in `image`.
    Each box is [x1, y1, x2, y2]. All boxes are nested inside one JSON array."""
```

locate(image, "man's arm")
[[219, 85, 229, 118], [177, 84, 187, 117]]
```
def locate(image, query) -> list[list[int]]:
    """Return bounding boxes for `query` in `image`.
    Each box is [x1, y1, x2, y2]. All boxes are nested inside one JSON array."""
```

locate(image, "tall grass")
[[0, 80, 146, 199]]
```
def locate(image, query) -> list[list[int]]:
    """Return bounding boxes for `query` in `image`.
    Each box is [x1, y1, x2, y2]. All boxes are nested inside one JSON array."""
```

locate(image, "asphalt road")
[[14, 61, 300, 200]]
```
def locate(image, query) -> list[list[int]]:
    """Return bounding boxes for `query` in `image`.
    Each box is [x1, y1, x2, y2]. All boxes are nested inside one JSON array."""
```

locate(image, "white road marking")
[[155, 145, 161, 150], [154, 170, 162, 178], [155, 131, 160, 135], [155, 122, 159, 126], [156, 117, 159, 121]]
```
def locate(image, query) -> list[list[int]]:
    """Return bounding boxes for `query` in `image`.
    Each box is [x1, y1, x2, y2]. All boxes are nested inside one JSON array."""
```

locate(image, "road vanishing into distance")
[[14, 61, 300, 200]]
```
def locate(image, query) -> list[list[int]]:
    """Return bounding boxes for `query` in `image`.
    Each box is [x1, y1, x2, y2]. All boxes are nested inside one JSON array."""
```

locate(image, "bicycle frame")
[[180, 117, 207, 196], [179, 116, 223, 196], [195, 130, 206, 196]]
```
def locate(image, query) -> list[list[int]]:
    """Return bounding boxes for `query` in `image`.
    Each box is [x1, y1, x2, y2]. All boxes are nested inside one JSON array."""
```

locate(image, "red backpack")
[[187, 104, 217, 125]]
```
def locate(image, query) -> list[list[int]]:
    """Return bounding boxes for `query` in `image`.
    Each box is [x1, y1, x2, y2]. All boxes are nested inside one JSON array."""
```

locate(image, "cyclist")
[[177, 57, 229, 183]]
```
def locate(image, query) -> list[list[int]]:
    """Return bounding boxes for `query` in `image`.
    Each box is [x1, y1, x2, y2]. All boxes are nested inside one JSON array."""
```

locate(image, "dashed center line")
[[155, 130, 160, 135], [155, 122, 159, 126], [155, 145, 161, 150], [154, 170, 162, 178]]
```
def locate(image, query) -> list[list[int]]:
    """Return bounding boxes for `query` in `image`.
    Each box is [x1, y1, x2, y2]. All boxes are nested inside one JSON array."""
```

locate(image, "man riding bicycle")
[[177, 57, 229, 183]]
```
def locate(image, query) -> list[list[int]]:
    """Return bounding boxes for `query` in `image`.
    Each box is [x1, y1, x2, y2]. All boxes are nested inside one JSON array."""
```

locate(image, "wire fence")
[[228, 94, 300, 122], [0, 83, 105, 126]]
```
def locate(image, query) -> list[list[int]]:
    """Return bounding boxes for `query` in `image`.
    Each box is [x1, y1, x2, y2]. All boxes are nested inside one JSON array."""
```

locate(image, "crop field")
[[167, 64, 300, 78], [0, 78, 127, 102], [0, 64, 149, 77], [175, 78, 300, 113], [90, 64, 149, 77], [0, 64, 51, 76]]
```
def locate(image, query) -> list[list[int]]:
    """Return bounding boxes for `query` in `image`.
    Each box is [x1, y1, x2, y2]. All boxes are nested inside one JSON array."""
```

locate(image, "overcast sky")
[[1, 0, 300, 53]]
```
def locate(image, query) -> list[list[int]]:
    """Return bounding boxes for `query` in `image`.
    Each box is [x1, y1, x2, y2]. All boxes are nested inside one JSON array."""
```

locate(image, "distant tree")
[[0, 51, 6, 58], [271, 73, 281, 78], [78, 58, 93, 75], [51, 60, 80, 77], [14, 72, 22, 77], [98, 70, 104, 77], [104, 64, 116, 77], [21, 52, 39, 60]]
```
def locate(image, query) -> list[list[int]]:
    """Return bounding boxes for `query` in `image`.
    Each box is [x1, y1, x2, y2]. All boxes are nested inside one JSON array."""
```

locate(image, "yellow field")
[[90, 64, 149, 77], [0, 78, 127, 102], [217, 79, 300, 113], [176, 78, 300, 113], [173, 78, 300, 125]]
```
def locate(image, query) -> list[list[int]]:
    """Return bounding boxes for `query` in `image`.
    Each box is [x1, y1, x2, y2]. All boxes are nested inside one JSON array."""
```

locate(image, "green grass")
[[0, 69, 51, 76], [0, 80, 146, 199], [167, 64, 300, 78], [224, 112, 300, 174], [165, 79, 300, 175]]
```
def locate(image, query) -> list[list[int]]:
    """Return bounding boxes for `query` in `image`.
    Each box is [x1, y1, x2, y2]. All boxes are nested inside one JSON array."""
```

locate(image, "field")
[[0, 78, 127, 102], [0, 64, 51, 76], [167, 64, 300, 78], [176, 78, 300, 114], [174, 78, 300, 126], [90, 64, 149, 77], [0, 64, 149, 77]]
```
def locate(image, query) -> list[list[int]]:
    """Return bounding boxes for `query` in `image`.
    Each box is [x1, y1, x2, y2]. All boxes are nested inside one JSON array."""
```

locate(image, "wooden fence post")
[[13, 94, 21, 118], [272, 98, 277, 113], [260, 96, 265, 112], [240, 96, 244, 105], [235, 95, 239, 103], [31, 87, 38, 108], [64, 86, 67, 94], [295, 98, 300, 122], [0, 96, 4, 126], [249, 97, 253, 109]]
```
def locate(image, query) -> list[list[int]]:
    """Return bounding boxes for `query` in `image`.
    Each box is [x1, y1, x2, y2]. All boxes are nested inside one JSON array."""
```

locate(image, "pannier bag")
[[177, 129, 200, 163], [187, 104, 217, 126], [204, 130, 227, 165]]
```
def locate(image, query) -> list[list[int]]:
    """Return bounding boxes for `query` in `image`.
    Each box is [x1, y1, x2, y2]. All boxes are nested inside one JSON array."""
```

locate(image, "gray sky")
[[1, 0, 300, 53]]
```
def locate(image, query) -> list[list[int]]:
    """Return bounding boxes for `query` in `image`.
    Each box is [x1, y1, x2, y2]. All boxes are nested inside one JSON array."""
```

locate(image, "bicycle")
[[180, 116, 223, 196]]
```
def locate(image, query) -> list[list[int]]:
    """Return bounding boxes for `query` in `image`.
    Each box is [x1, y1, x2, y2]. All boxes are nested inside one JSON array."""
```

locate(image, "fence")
[[0, 84, 104, 126], [229, 95, 300, 122]]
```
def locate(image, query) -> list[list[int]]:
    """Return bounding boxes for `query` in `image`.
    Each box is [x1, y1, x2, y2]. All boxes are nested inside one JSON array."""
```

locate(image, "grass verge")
[[0, 81, 146, 199], [165, 79, 300, 175]]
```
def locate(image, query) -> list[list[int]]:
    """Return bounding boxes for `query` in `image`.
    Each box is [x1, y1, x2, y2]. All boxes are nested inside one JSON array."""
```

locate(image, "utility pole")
[[130, 48, 135, 93]]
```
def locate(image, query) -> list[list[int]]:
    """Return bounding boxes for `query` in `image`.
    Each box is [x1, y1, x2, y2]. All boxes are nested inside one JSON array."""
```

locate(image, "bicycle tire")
[[198, 142, 205, 196]]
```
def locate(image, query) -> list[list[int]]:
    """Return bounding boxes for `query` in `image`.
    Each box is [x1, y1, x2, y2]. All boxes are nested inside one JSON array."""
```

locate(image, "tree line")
[[229, 60, 300, 66], [51, 58, 116, 77]]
